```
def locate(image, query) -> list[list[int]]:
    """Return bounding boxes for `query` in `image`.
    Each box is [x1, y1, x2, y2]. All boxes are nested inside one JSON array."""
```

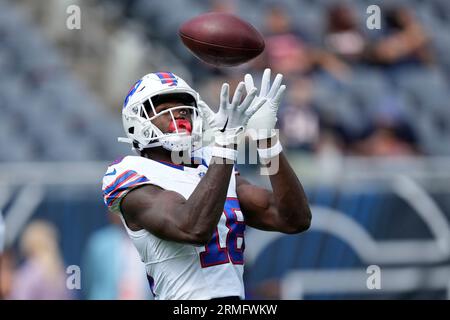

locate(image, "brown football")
[[179, 13, 265, 67]]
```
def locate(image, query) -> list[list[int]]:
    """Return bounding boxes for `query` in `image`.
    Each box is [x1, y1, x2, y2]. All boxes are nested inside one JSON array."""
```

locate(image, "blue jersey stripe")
[[104, 170, 137, 195], [106, 176, 149, 206]]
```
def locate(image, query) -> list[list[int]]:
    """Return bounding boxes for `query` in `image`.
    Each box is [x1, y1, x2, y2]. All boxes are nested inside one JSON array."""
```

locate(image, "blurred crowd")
[[1, 220, 72, 299], [196, 1, 439, 157], [3, 0, 448, 162], [71, 0, 446, 158], [0, 217, 150, 300]]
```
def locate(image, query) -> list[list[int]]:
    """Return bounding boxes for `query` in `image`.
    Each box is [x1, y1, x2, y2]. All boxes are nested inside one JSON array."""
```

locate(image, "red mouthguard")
[[168, 119, 192, 134]]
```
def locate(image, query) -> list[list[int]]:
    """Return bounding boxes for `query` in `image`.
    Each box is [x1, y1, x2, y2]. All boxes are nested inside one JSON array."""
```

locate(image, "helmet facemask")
[[122, 92, 203, 152]]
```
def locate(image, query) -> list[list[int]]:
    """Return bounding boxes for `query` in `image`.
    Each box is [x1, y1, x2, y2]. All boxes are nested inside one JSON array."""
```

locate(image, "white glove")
[[198, 82, 266, 146], [244, 68, 286, 141]]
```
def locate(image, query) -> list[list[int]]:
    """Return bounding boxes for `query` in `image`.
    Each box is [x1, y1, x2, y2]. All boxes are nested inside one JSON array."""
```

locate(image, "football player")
[[102, 69, 311, 300]]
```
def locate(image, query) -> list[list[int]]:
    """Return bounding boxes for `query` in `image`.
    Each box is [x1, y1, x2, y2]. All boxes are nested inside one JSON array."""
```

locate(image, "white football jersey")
[[102, 147, 245, 300]]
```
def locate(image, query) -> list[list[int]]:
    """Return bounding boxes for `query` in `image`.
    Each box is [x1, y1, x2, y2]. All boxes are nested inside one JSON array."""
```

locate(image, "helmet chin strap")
[[118, 133, 193, 152], [160, 134, 193, 152], [141, 135, 193, 152]]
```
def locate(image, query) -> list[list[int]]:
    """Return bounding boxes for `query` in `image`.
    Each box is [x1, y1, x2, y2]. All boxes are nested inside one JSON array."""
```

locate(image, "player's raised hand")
[[244, 68, 286, 141], [198, 82, 266, 146]]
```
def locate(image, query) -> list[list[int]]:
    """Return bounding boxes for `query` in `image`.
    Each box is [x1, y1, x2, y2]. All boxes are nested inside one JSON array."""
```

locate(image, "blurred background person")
[[350, 94, 421, 156], [262, 4, 312, 76], [82, 214, 151, 300], [261, 4, 350, 81], [0, 211, 14, 300], [368, 5, 434, 68], [8, 220, 72, 300], [0, 250, 15, 300], [278, 77, 320, 151], [323, 3, 368, 65]]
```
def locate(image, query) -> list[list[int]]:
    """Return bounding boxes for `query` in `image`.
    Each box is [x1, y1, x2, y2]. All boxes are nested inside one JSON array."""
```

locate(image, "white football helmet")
[[119, 72, 203, 152]]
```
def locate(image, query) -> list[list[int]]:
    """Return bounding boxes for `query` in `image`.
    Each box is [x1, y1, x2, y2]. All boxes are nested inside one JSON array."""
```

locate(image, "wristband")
[[257, 140, 283, 161], [214, 127, 245, 146], [211, 146, 238, 161]]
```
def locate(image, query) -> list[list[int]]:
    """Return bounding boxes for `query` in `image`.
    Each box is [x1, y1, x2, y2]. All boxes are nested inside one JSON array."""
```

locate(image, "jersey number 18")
[[199, 198, 245, 268]]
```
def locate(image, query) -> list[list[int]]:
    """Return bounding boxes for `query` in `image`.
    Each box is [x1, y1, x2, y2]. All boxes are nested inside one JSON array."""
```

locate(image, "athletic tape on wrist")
[[257, 140, 283, 160], [211, 146, 238, 161], [214, 127, 244, 146]]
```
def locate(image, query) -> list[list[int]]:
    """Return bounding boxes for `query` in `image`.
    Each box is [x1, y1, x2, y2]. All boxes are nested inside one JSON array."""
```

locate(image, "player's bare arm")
[[236, 140, 311, 234], [121, 161, 234, 245], [121, 82, 265, 246]]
